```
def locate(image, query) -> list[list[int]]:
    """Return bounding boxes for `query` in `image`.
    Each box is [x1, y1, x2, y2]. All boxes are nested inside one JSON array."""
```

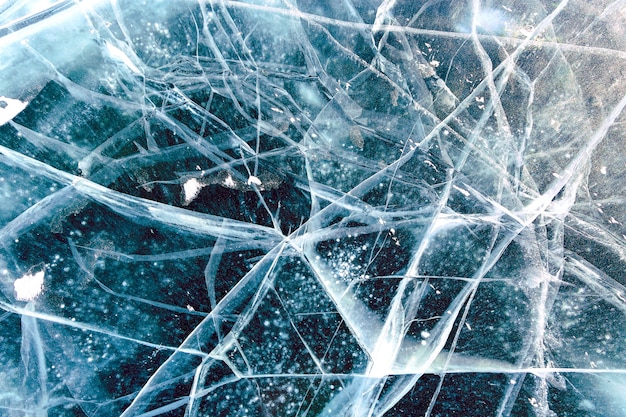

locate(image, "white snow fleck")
[[223, 174, 236, 188], [0, 96, 28, 125], [14, 270, 45, 301], [247, 175, 262, 186], [183, 178, 204, 205]]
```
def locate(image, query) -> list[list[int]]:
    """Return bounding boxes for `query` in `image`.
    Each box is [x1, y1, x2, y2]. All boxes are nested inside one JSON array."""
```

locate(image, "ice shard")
[[0, 0, 625, 416]]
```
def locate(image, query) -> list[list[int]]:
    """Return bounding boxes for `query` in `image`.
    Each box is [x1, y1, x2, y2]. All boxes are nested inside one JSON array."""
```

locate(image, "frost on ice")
[[0, 0, 625, 416]]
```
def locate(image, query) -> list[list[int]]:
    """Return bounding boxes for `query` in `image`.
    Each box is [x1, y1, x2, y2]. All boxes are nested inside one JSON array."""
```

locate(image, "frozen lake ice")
[[0, 0, 625, 415]]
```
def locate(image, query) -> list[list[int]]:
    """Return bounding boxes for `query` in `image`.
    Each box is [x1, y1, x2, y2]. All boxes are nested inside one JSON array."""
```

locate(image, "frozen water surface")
[[0, 0, 625, 415]]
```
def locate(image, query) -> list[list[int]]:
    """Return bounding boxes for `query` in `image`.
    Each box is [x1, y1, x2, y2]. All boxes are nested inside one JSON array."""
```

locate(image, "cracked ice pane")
[[0, 0, 625, 416]]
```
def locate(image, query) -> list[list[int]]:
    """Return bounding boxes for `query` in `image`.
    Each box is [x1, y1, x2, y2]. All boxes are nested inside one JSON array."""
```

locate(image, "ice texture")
[[0, 0, 625, 416]]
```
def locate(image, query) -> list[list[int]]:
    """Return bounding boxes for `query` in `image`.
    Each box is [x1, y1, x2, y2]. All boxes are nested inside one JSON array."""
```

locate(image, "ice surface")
[[0, 0, 625, 416]]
